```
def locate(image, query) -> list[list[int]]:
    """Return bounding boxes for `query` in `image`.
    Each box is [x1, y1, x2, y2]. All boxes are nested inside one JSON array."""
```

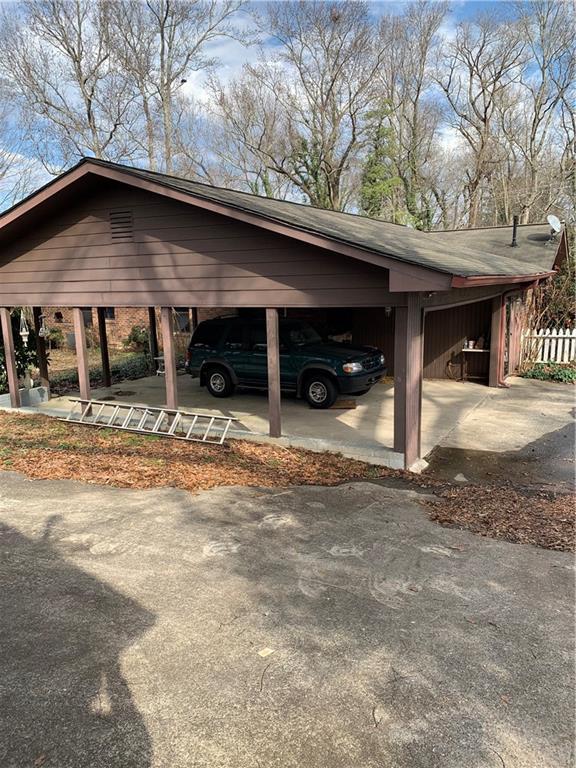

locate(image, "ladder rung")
[[153, 410, 167, 432], [136, 409, 152, 430], [185, 415, 199, 438], [219, 419, 233, 445], [202, 416, 215, 441], [107, 405, 120, 426], [168, 413, 182, 435], [92, 403, 107, 423], [79, 401, 92, 422], [121, 407, 135, 428]]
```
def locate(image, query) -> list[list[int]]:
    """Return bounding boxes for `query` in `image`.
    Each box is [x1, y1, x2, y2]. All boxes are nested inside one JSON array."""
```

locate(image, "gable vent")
[[109, 210, 134, 241]]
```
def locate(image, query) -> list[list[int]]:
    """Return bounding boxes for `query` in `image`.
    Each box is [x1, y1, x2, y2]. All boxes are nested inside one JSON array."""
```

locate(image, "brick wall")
[[42, 306, 235, 350]]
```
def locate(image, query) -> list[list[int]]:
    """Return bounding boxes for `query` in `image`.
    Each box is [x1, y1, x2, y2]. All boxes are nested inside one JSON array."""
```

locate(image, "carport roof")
[[0, 157, 563, 283]]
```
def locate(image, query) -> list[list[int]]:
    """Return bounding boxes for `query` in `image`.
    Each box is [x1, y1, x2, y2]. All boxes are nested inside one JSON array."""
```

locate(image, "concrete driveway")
[[428, 377, 575, 491], [39, 375, 493, 466], [0, 472, 573, 768]]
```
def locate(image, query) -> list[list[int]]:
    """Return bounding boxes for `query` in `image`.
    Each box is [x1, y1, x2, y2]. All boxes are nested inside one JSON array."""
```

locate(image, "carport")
[[0, 159, 565, 468]]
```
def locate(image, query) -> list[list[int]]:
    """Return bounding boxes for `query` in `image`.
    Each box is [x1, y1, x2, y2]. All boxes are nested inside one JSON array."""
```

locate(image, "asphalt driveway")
[[0, 472, 573, 768]]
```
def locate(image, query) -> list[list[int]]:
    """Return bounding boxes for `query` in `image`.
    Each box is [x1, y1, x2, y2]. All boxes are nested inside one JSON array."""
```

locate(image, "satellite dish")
[[547, 214, 562, 233]]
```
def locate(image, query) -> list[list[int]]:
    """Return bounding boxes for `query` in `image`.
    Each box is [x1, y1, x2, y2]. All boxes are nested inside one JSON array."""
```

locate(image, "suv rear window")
[[191, 323, 222, 348]]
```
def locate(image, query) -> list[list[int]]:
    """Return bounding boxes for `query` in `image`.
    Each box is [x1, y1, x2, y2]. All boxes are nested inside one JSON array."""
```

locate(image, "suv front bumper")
[[337, 367, 387, 394]]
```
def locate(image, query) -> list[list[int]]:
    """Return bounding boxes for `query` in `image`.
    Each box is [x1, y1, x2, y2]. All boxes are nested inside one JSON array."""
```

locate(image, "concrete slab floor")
[[0, 473, 573, 768], [427, 377, 575, 490], [34, 376, 494, 467]]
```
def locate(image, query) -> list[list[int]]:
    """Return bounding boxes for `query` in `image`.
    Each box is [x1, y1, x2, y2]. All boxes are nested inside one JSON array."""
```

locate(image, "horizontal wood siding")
[[0, 181, 393, 308], [423, 300, 492, 379], [351, 308, 396, 373]]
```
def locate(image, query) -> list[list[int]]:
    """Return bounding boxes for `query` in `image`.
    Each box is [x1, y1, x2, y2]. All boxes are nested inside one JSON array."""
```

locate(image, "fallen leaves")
[[424, 484, 574, 552], [0, 411, 393, 493], [0, 411, 572, 553]]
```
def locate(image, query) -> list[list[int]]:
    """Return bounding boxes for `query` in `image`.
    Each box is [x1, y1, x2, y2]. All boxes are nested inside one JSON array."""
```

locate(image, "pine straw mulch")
[[422, 484, 574, 553], [0, 411, 392, 492], [0, 411, 573, 552]]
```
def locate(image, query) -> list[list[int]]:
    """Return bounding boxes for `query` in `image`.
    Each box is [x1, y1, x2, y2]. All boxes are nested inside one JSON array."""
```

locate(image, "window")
[[283, 322, 321, 346], [174, 308, 190, 333], [223, 324, 246, 350], [249, 325, 267, 352], [191, 322, 222, 349], [81, 308, 93, 327], [103, 307, 115, 320]]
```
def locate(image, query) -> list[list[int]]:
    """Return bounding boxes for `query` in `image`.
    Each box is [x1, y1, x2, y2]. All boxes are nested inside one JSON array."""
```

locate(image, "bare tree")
[[370, 0, 448, 228], [111, 0, 245, 173], [212, 1, 387, 210], [495, 1, 575, 223], [0, 0, 137, 169], [438, 14, 526, 227]]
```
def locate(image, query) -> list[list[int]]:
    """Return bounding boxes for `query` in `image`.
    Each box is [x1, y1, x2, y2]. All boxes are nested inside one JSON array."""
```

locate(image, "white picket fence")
[[521, 328, 576, 364]]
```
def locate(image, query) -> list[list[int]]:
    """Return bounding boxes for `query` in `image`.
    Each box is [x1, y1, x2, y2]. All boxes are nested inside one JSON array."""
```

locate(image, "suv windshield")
[[283, 322, 322, 347]]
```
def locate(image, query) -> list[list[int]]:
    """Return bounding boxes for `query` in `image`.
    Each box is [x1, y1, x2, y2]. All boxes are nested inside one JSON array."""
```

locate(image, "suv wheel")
[[206, 366, 235, 398], [304, 373, 338, 409]]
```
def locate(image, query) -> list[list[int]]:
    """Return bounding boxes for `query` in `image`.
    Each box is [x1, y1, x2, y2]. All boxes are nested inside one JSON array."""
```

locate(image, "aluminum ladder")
[[61, 398, 237, 445]]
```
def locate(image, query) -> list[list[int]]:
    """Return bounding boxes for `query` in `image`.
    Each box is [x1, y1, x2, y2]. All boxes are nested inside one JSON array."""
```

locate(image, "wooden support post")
[[0, 307, 21, 408], [73, 307, 91, 402], [32, 306, 50, 391], [489, 295, 504, 388], [96, 308, 111, 388], [266, 308, 282, 438], [393, 295, 423, 470], [160, 307, 178, 410], [148, 307, 159, 372]]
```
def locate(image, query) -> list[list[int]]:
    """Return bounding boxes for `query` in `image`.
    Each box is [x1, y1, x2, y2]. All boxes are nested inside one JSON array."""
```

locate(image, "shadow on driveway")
[[0, 518, 155, 768]]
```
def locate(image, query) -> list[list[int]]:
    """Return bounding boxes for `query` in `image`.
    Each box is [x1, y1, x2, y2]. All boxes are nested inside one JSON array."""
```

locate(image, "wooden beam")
[[32, 307, 50, 391], [393, 296, 423, 469], [266, 308, 282, 438], [0, 307, 21, 407], [148, 307, 159, 372], [72, 307, 91, 401], [160, 307, 178, 410], [489, 296, 504, 388], [96, 308, 111, 388]]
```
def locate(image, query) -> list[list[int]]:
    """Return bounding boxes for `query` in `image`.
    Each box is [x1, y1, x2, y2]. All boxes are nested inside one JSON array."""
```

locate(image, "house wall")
[[0, 180, 396, 308], [42, 306, 232, 349]]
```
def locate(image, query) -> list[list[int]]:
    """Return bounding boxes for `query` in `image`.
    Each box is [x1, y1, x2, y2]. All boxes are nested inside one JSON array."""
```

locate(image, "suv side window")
[[223, 324, 246, 350], [191, 323, 222, 349], [249, 325, 267, 352]]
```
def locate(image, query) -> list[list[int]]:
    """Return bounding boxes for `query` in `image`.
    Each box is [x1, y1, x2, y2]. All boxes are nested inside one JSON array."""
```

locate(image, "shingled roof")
[[0, 157, 563, 282]]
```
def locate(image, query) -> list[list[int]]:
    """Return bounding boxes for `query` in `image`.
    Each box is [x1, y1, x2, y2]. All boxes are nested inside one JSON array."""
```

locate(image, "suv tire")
[[205, 366, 235, 398], [304, 373, 338, 409]]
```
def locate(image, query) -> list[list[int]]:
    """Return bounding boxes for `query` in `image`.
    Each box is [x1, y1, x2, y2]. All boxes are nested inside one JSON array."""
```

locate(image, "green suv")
[[185, 316, 386, 409]]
